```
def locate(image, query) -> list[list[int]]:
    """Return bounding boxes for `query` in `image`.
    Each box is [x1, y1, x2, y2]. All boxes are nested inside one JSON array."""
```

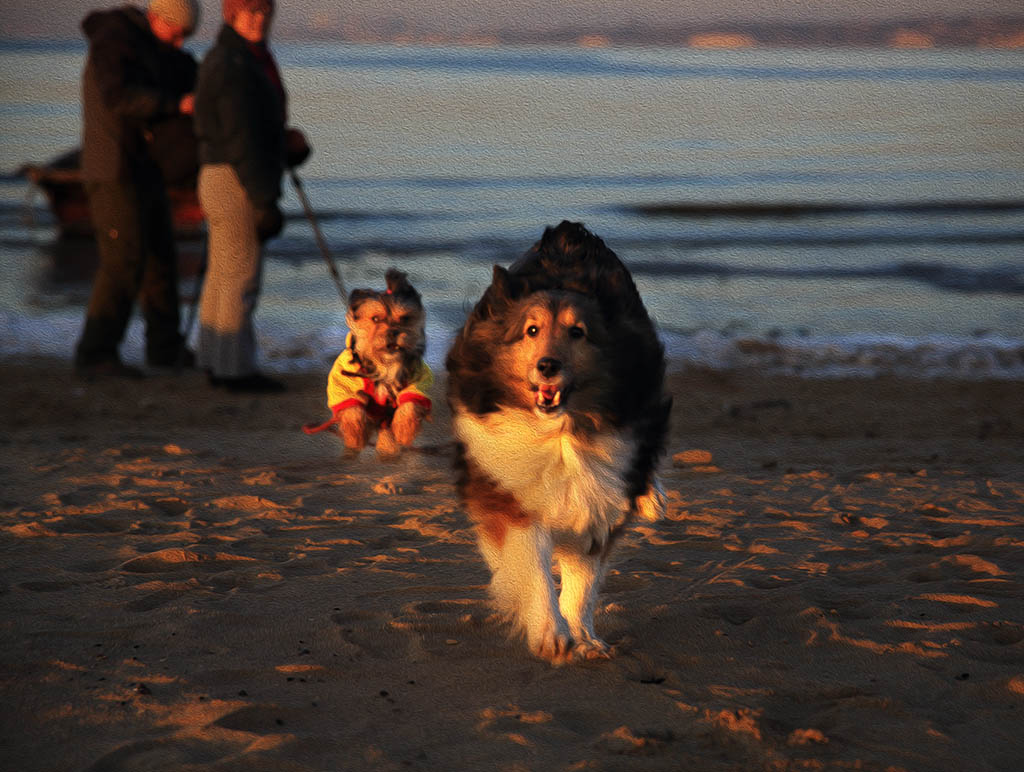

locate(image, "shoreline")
[[2, 356, 1022, 771], [3, 322, 1024, 382], [3, 353, 1023, 450]]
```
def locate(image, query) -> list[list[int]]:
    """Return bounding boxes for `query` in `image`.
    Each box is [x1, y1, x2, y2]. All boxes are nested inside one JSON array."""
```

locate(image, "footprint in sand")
[[946, 621, 1024, 649], [331, 608, 408, 660], [602, 572, 652, 593], [80, 736, 235, 772], [119, 548, 257, 574], [17, 579, 80, 592], [50, 514, 134, 534], [803, 588, 876, 620], [977, 622, 1024, 646], [125, 590, 187, 612], [475, 705, 559, 747], [748, 574, 793, 590], [146, 496, 191, 517], [70, 558, 124, 573], [596, 725, 677, 757], [50, 486, 124, 506], [699, 603, 756, 626], [212, 704, 296, 734], [619, 652, 674, 686], [127, 519, 188, 536], [124, 579, 205, 612], [909, 554, 1008, 584], [331, 599, 492, 661], [388, 599, 491, 635]]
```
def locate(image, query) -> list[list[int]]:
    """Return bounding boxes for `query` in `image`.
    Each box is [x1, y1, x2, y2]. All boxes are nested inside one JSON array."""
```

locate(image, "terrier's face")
[[346, 269, 426, 385]]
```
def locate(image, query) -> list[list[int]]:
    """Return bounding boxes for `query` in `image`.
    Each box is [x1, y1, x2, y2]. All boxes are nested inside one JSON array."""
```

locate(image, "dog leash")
[[302, 414, 340, 435]]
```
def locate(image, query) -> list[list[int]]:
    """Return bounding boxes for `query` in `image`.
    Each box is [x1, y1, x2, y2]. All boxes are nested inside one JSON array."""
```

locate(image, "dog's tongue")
[[537, 385, 561, 408]]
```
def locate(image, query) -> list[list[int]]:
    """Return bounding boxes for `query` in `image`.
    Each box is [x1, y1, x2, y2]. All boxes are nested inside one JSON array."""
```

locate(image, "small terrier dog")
[[306, 269, 432, 457]]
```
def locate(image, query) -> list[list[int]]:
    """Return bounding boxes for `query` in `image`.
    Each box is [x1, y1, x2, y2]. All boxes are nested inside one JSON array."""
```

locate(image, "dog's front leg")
[[555, 546, 611, 660], [391, 401, 427, 447], [635, 475, 666, 522], [478, 522, 572, 664], [339, 405, 372, 451]]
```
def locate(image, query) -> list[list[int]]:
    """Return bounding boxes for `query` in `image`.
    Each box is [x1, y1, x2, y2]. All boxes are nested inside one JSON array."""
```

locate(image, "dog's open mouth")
[[532, 383, 569, 415], [381, 338, 412, 358]]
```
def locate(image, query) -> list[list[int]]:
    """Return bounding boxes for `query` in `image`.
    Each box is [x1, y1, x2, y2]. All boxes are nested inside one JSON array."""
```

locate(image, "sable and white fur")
[[446, 222, 670, 663]]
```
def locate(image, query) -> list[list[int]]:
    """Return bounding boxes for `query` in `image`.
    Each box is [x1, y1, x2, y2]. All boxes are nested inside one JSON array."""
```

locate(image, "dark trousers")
[[75, 173, 183, 366]]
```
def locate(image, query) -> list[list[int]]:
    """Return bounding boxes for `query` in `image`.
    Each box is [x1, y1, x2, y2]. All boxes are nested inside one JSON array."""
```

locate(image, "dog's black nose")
[[536, 357, 561, 378]]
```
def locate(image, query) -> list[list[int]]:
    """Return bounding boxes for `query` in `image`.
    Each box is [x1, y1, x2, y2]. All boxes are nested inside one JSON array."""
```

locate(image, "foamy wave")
[[666, 330, 1024, 379], [0, 310, 82, 359], [2, 311, 1022, 380]]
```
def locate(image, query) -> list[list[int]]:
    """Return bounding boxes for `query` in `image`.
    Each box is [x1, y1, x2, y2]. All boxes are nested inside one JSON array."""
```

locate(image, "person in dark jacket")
[[75, 0, 200, 378], [193, 0, 309, 393]]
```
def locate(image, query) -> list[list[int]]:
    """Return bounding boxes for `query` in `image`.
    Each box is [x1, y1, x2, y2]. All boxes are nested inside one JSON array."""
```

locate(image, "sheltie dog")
[[446, 222, 671, 663], [307, 269, 433, 458]]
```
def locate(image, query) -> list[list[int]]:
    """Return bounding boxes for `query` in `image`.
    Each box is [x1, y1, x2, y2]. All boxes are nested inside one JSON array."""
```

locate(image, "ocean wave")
[[627, 259, 1024, 294], [276, 45, 1024, 84], [664, 331, 1024, 379], [3, 311, 1021, 381], [626, 200, 1024, 218]]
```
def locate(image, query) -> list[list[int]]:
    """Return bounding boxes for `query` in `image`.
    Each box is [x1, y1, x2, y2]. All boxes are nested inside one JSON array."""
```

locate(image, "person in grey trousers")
[[193, 0, 309, 393]]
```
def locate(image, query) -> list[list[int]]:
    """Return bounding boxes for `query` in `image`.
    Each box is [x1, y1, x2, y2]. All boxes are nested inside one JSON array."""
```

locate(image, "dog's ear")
[[385, 268, 410, 294], [468, 266, 511, 322], [348, 288, 379, 311], [484, 265, 516, 317], [491, 265, 511, 298], [385, 268, 422, 304]]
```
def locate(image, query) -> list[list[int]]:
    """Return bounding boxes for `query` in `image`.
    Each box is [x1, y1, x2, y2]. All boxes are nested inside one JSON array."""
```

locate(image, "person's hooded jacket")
[[80, 5, 196, 183]]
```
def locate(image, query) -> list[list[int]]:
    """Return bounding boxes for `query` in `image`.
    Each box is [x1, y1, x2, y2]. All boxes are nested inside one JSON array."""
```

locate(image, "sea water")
[[1, 41, 1022, 377]]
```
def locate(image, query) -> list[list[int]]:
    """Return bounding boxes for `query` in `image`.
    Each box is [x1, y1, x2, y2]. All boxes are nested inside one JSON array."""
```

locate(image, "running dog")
[[446, 221, 670, 663], [306, 269, 432, 457]]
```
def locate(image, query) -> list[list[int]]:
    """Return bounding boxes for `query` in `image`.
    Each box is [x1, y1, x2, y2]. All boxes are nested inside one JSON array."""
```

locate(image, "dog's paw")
[[570, 635, 612, 662], [392, 401, 426, 447], [527, 616, 573, 665], [340, 406, 371, 450], [533, 630, 573, 665], [375, 427, 399, 460], [635, 477, 666, 522]]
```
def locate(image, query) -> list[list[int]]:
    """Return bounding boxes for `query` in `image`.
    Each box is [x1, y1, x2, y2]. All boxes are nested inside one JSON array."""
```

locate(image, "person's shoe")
[[209, 372, 286, 393], [75, 359, 145, 380], [147, 347, 195, 370]]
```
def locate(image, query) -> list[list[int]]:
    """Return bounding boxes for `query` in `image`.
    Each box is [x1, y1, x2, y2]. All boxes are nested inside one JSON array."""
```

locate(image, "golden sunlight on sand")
[[1, 363, 1022, 770]]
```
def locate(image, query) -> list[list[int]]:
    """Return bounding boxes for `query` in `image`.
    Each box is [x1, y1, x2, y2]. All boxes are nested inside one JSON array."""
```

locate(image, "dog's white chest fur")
[[454, 408, 634, 537]]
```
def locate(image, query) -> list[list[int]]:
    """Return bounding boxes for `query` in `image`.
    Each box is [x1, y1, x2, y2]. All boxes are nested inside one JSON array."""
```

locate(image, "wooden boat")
[[20, 116, 204, 239], [21, 150, 204, 239]]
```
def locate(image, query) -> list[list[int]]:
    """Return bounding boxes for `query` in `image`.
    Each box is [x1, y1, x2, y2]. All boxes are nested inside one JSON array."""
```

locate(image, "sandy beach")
[[1, 358, 1022, 772]]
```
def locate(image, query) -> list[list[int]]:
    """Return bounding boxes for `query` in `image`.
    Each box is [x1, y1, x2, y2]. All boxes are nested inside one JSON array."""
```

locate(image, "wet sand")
[[1, 358, 1022, 771]]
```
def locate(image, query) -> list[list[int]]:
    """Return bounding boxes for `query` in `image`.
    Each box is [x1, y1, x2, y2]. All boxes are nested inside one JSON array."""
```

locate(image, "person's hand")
[[178, 93, 195, 115], [255, 202, 283, 242], [285, 127, 311, 168]]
